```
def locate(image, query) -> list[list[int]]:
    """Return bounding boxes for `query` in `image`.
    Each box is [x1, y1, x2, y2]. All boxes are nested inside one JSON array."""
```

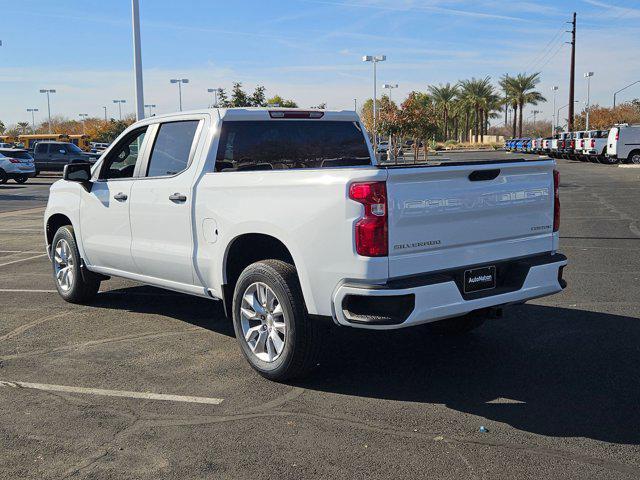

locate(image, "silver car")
[[0, 148, 36, 184]]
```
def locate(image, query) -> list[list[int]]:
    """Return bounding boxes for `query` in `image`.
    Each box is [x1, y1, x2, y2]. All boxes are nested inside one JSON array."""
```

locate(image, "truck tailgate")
[[386, 161, 555, 278]]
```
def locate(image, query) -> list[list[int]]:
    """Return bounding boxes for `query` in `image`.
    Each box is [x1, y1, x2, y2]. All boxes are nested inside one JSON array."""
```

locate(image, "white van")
[[607, 124, 640, 164]]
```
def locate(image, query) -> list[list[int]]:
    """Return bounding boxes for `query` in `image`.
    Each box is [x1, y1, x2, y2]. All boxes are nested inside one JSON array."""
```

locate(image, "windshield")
[[215, 120, 371, 171], [67, 143, 84, 153], [0, 150, 32, 160]]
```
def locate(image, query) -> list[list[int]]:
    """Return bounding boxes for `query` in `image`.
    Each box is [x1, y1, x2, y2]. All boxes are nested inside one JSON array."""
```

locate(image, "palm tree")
[[17, 122, 30, 134], [500, 75, 519, 138], [503, 73, 546, 137], [458, 77, 495, 142], [428, 83, 458, 140]]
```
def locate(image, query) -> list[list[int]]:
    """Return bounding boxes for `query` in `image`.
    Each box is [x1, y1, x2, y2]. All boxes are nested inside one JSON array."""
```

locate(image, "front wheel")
[[51, 226, 100, 304], [0, 169, 7, 184], [14, 175, 28, 184], [232, 260, 321, 381]]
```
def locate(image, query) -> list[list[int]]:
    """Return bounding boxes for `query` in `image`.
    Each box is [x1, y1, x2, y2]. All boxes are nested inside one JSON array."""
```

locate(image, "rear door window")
[[215, 120, 371, 172], [146, 121, 199, 177]]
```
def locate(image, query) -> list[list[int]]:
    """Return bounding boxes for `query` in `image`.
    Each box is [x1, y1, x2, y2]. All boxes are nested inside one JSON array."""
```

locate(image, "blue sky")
[[1, 0, 638, 126]]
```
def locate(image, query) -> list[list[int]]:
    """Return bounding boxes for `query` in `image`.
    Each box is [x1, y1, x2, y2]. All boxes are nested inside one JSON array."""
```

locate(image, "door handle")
[[169, 193, 187, 202], [114, 192, 128, 201]]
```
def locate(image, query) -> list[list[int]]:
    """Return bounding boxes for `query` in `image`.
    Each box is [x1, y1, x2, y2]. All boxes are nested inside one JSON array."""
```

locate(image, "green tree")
[[502, 73, 545, 137], [428, 83, 458, 140], [230, 82, 251, 107], [266, 95, 298, 108], [0, 120, 5, 134], [250, 85, 267, 107], [216, 88, 229, 107]]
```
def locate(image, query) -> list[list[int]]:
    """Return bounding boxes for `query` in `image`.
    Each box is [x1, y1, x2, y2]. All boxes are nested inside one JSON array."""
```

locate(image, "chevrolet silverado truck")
[[44, 108, 567, 380]]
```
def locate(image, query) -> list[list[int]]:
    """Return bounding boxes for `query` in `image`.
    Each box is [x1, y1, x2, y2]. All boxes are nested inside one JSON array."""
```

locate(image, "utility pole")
[[567, 12, 576, 131], [103, 106, 107, 121], [354, 99, 357, 112], [550, 86, 559, 135], [131, 0, 145, 121]]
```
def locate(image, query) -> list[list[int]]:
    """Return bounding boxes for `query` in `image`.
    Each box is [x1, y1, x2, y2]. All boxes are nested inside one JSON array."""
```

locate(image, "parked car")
[[44, 108, 567, 381], [90, 142, 110, 154], [542, 137, 553, 155], [0, 142, 14, 148], [607, 124, 640, 164], [377, 141, 389, 154], [0, 148, 36, 184], [33, 141, 99, 174]]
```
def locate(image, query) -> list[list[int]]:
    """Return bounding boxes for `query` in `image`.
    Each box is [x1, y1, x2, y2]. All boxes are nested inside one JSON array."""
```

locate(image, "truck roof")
[[147, 107, 360, 122]]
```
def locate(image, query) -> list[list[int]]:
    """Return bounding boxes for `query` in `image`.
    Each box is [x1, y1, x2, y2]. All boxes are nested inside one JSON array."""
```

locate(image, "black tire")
[[0, 169, 7, 184], [424, 313, 486, 335], [14, 175, 28, 184], [628, 150, 640, 165], [51, 225, 100, 304], [232, 260, 321, 381]]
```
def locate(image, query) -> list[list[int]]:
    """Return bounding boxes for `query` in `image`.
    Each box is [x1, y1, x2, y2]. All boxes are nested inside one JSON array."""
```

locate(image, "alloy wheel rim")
[[240, 282, 287, 362], [631, 154, 640, 164], [53, 239, 74, 292]]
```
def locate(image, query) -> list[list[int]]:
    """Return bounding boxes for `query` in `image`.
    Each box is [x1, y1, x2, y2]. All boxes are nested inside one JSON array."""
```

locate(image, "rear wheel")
[[424, 313, 487, 335], [629, 151, 640, 164], [0, 169, 7, 184], [232, 260, 321, 381], [51, 226, 100, 304], [14, 175, 28, 184]]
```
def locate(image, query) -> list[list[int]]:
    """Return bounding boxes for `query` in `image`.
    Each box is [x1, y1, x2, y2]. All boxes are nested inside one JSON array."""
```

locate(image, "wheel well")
[[46, 214, 72, 249], [222, 233, 295, 317]]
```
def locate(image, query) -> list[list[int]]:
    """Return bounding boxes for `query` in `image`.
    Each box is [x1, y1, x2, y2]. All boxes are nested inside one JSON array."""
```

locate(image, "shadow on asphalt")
[[90, 286, 639, 445]]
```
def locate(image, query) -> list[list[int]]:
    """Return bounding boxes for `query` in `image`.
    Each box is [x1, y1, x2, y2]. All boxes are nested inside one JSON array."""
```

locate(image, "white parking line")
[[0, 288, 56, 293], [0, 254, 47, 268], [0, 380, 224, 405]]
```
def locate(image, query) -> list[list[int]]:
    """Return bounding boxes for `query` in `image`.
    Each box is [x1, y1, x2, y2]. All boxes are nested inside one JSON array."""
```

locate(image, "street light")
[[362, 55, 386, 150], [144, 104, 156, 117], [170, 78, 189, 111], [26, 108, 39, 132], [207, 88, 220, 108], [131, 0, 145, 120], [39, 89, 56, 134], [102, 106, 107, 121], [584, 72, 594, 130], [613, 80, 640, 108], [354, 98, 357, 112], [113, 100, 126, 120], [78, 113, 89, 134], [383, 83, 398, 102], [530, 109, 541, 127], [550, 86, 559, 135]]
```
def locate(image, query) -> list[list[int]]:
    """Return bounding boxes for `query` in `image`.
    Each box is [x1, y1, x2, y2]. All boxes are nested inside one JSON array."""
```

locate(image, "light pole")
[[531, 109, 541, 127], [113, 100, 126, 120], [26, 108, 39, 132], [362, 55, 386, 150], [613, 80, 640, 108], [354, 98, 357, 112], [144, 104, 156, 117], [39, 89, 56, 134], [103, 106, 107, 121], [131, 0, 145, 120], [170, 78, 189, 111], [78, 113, 88, 134], [550, 86, 559, 135], [383, 83, 398, 102], [584, 72, 594, 130], [207, 88, 219, 108]]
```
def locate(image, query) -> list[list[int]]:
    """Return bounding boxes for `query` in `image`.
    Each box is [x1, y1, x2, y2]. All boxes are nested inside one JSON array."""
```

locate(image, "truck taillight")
[[591, 139, 595, 148], [553, 170, 560, 232], [561, 140, 566, 148], [349, 181, 388, 257], [570, 140, 575, 148]]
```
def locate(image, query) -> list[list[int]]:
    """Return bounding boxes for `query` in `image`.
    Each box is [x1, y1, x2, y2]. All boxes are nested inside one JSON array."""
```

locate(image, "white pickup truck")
[[44, 108, 567, 380]]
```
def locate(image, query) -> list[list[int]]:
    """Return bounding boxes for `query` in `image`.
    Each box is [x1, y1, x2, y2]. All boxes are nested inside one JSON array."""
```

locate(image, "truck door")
[[79, 126, 150, 273], [129, 118, 204, 286]]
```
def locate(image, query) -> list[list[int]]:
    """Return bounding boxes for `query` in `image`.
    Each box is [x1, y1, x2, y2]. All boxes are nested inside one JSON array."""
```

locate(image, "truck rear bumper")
[[332, 253, 567, 330]]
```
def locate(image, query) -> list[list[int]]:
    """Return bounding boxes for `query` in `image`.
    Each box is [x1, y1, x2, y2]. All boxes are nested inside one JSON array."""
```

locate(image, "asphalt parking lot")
[[1, 154, 639, 479]]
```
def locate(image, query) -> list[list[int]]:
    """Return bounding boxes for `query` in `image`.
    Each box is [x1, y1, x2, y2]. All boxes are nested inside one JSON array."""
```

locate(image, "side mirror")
[[63, 163, 93, 191]]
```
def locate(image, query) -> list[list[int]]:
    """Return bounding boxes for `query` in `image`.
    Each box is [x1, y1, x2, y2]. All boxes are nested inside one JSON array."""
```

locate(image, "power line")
[[534, 41, 566, 73], [526, 24, 566, 69]]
